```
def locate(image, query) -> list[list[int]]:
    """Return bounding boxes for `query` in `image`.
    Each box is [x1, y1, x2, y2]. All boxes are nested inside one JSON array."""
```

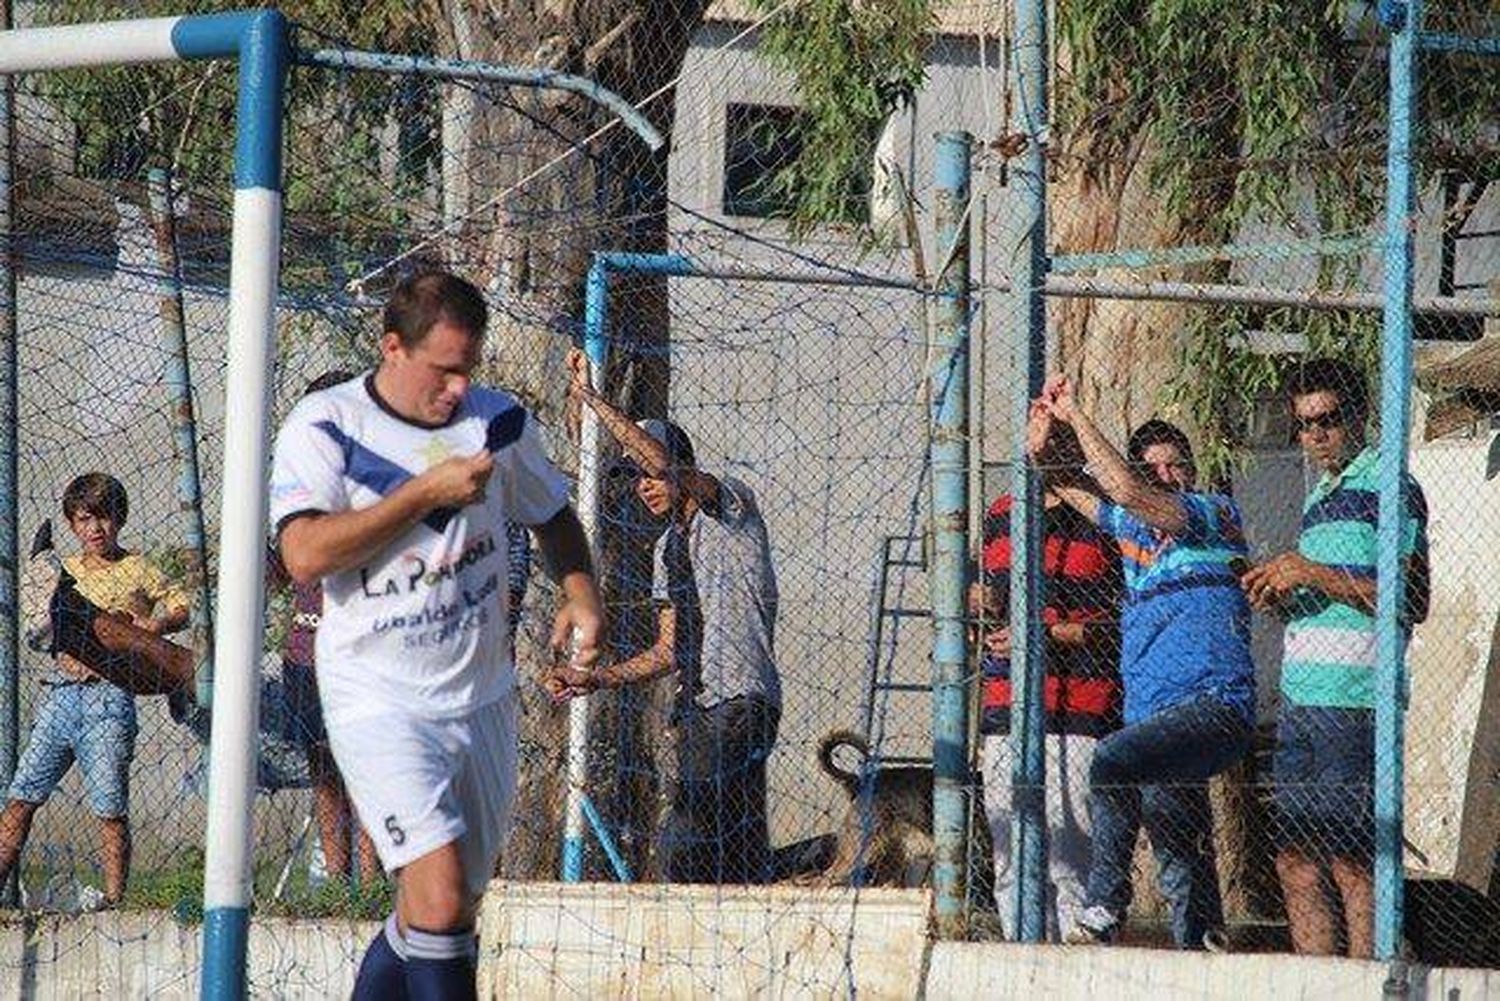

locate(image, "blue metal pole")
[[1375, 0, 1420, 961], [1008, 0, 1050, 944], [147, 168, 215, 710], [579, 793, 633, 882], [562, 257, 614, 882], [198, 11, 289, 1000], [594, 251, 695, 278], [930, 130, 972, 939], [0, 0, 16, 911], [1416, 31, 1500, 57]]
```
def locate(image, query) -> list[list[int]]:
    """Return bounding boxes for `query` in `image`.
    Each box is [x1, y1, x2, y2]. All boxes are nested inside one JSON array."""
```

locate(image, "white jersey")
[[268, 374, 569, 724]]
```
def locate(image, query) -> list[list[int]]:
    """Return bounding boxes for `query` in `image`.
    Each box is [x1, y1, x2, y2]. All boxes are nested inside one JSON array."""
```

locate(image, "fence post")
[[0, 0, 16, 911], [1374, 0, 1421, 961], [147, 168, 215, 709], [930, 130, 972, 939], [562, 255, 611, 881], [1007, 0, 1051, 944]]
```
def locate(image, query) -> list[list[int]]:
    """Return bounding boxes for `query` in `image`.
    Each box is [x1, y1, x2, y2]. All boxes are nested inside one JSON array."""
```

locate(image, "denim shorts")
[[9, 682, 137, 818], [1272, 703, 1373, 858]]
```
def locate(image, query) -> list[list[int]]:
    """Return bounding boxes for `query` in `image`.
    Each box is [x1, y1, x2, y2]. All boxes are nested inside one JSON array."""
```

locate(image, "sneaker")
[[75, 884, 110, 914], [1202, 927, 1230, 953], [1064, 905, 1121, 945]]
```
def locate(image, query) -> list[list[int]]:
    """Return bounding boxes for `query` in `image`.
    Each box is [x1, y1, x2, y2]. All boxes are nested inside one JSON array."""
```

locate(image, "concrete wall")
[[1403, 438, 1500, 889], [0, 910, 374, 1000], [477, 883, 929, 999], [5, 892, 1500, 1000], [925, 942, 1500, 1000]]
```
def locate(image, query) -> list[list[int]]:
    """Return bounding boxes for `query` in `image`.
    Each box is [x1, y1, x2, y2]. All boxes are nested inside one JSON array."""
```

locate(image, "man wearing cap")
[[551, 349, 782, 885]]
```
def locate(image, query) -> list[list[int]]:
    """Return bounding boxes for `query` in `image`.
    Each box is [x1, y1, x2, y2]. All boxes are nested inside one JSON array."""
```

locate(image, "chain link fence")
[[0, 0, 1497, 996]]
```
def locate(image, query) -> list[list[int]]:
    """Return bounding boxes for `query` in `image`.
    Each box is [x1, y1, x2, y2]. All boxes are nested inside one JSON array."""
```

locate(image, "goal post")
[[0, 12, 288, 997]]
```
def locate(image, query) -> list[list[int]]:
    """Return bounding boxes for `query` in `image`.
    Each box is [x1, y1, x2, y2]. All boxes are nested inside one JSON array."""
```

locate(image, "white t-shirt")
[[268, 374, 570, 723]]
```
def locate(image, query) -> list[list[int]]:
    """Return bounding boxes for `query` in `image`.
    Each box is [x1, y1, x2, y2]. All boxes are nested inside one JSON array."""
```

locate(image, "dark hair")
[[62, 472, 129, 525], [1288, 357, 1369, 422], [305, 369, 354, 396], [1127, 419, 1195, 470], [382, 271, 488, 349]]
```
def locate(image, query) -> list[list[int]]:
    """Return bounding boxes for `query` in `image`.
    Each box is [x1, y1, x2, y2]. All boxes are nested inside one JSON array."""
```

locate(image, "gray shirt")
[[652, 476, 780, 712]]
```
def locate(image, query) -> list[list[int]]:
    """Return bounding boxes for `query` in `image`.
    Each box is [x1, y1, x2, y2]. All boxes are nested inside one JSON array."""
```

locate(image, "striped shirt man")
[[1280, 446, 1429, 709]]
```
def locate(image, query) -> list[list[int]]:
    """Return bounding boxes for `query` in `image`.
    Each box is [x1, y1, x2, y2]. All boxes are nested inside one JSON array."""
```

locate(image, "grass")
[[12, 844, 391, 925]]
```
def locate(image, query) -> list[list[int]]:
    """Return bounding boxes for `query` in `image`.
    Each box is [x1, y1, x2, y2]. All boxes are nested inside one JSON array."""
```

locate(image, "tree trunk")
[[429, 0, 709, 881]]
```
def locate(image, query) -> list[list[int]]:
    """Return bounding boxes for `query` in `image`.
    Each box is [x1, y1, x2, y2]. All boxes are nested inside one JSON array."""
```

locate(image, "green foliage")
[[1056, 0, 1498, 476], [1164, 307, 1380, 478], [124, 845, 394, 922], [750, 0, 933, 234], [122, 846, 205, 914], [38, 0, 439, 290]]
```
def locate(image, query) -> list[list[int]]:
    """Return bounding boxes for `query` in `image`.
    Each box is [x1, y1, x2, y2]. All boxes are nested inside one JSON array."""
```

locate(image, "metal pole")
[[1041, 275, 1499, 317], [1007, 0, 1050, 943], [0, 0, 17, 910], [930, 130, 972, 939], [1374, 0, 1420, 961], [297, 48, 665, 153], [562, 256, 610, 881], [200, 12, 289, 1000], [147, 168, 215, 709]]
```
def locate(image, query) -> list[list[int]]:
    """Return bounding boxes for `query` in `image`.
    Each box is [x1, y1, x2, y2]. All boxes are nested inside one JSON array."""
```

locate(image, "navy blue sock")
[[352, 914, 409, 1001], [403, 925, 477, 1001]]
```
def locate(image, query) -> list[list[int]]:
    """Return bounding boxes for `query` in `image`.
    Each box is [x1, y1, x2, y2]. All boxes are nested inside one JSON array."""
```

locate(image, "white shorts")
[[326, 690, 518, 899]]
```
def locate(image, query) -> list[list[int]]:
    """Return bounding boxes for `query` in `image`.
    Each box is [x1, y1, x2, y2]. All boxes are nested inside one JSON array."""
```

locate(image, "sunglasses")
[[1295, 408, 1345, 433]]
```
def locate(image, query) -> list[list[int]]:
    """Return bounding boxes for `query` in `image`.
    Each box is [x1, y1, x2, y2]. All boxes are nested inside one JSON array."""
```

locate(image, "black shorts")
[[1272, 704, 1374, 859]]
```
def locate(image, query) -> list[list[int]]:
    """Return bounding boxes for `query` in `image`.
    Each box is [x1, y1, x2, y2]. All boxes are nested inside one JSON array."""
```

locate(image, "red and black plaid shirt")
[[979, 495, 1123, 737]]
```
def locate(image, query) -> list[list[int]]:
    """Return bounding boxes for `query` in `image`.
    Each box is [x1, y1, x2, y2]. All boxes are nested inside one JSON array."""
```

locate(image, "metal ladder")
[[858, 531, 995, 908], [860, 533, 933, 766]]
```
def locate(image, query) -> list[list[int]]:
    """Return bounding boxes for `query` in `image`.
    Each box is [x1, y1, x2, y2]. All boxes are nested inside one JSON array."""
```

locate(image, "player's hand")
[[420, 451, 495, 509], [551, 592, 604, 669], [546, 666, 603, 705], [543, 666, 595, 701]]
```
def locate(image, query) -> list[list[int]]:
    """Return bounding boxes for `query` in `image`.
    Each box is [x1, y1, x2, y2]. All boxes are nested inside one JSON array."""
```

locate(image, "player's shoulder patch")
[[466, 387, 530, 453]]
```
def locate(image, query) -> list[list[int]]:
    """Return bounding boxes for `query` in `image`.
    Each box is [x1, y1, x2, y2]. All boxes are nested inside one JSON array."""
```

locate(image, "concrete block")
[[476, 881, 930, 999]]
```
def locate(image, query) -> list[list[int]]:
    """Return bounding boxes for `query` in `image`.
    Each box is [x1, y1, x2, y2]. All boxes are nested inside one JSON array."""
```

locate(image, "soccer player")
[[270, 271, 604, 999]]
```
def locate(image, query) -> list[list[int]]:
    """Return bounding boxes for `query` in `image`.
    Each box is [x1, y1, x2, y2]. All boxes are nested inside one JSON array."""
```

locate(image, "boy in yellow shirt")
[[0, 472, 189, 906]]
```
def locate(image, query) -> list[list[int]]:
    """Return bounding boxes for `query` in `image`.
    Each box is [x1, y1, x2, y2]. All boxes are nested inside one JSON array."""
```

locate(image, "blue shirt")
[[1097, 492, 1255, 724]]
